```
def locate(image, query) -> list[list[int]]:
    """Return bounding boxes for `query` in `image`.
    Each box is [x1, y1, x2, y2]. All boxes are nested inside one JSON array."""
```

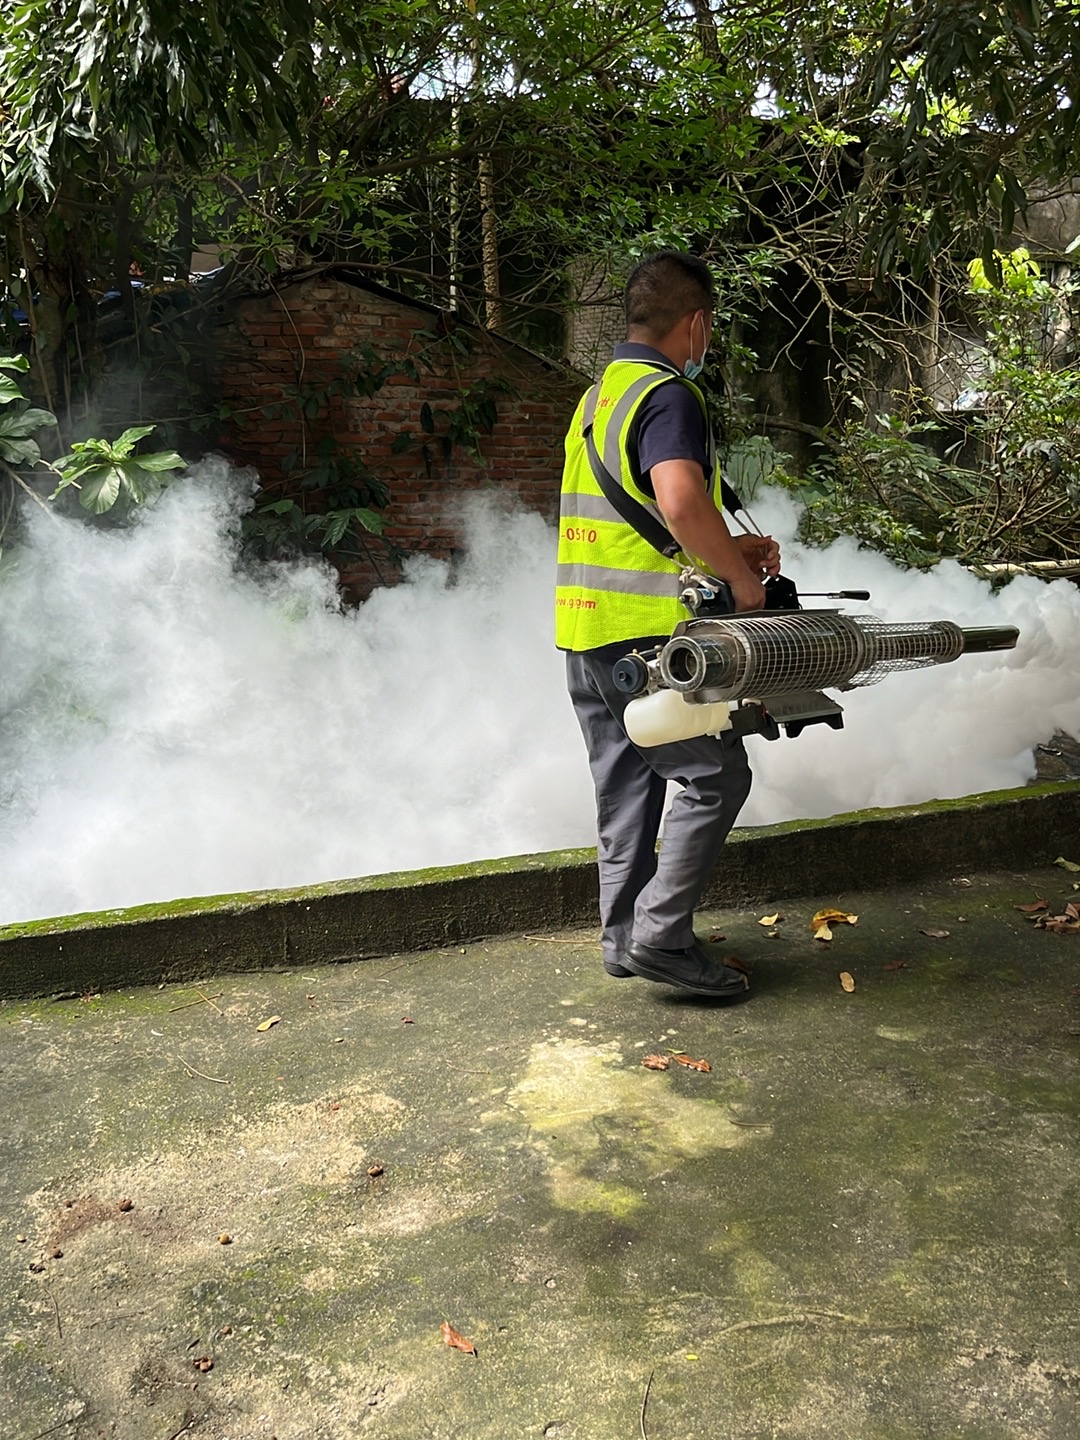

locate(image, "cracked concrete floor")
[[1, 865, 1078, 1440]]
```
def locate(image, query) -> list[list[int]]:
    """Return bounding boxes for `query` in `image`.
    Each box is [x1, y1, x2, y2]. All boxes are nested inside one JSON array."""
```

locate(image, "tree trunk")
[[173, 189, 194, 277], [13, 192, 102, 435], [478, 150, 504, 332], [690, 0, 724, 67]]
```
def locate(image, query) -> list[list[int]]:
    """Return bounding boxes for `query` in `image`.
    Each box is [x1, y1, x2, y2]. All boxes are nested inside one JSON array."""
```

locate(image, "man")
[[556, 249, 780, 998]]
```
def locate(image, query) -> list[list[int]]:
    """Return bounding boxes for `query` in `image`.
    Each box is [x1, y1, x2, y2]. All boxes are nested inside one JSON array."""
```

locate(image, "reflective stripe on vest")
[[555, 562, 679, 597], [555, 360, 721, 651]]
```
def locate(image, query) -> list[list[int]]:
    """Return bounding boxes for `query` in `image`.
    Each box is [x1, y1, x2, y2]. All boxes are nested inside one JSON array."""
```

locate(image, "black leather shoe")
[[623, 939, 750, 997], [604, 959, 636, 978]]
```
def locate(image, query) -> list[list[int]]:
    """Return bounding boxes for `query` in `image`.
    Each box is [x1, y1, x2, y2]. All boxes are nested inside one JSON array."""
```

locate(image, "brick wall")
[[212, 271, 589, 596]]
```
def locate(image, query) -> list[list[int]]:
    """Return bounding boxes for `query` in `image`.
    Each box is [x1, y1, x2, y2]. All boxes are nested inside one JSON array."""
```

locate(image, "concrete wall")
[[2, 784, 1077, 1002]]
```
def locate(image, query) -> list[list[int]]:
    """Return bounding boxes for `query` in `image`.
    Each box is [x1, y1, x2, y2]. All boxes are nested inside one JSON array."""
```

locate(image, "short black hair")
[[624, 250, 715, 337]]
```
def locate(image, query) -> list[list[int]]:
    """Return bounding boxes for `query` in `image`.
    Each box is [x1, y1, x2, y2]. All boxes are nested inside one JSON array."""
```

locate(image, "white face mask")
[[682, 312, 707, 380]]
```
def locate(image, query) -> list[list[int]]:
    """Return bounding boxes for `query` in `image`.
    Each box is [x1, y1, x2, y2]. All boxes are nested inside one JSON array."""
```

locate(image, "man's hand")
[[735, 533, 781, 578], [729, 571, 766, 611]]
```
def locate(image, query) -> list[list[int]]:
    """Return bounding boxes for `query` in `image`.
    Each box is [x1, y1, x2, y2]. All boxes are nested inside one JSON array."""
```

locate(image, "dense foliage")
[[0, 0, 1078, 564]]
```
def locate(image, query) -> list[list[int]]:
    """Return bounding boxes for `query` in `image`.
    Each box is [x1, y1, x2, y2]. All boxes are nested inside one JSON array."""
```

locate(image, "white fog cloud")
[[0, 466, 1075, 925]]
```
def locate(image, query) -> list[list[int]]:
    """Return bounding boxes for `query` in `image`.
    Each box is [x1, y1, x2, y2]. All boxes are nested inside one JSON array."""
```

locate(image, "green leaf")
[[108, 425, 157, 457], [79, 467, 124, 513], [0, 436, 41, 465], [0, 406, 56, 438], [981, 230, 1003, 287], [320, 511, 350, 546], [123, 468, 148, 505], [0, 355, 30, 373], [352, 506, 386, 534], [133, 450, 185, 473]]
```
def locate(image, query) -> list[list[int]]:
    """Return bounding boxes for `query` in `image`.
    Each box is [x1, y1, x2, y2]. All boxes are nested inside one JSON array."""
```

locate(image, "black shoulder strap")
[[720, 475, 743, 516], [584, 427, 683, 559], [580, 377, 743, 560]]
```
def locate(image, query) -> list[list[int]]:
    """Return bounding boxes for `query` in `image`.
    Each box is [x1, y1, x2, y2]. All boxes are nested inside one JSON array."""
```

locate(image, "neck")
[[625, 331, 681, 368]]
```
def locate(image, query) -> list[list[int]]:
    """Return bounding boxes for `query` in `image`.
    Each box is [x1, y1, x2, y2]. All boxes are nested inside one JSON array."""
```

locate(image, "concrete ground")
[[2, 865, 1078, 1440]]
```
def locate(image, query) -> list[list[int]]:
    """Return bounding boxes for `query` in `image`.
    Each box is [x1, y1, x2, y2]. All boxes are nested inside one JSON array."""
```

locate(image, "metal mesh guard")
[[727, 611, 866, 697], [665, 614, 967, 699], [845, 620, 964, 688]]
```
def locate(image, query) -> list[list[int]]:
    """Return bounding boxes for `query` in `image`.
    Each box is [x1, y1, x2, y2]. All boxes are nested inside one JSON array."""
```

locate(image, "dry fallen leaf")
[[1067, 903, 1080, 921], [813, 923, 833, 942], [707, 932, 726, 943], [440, 1322, 477, 1356], [920, 928, 950, 939], [669, 1051, 712, 1072], [256, 1016, 281, 1032], [839, 971, 856, 992], [1045, 916, 1080, 934], [882, 960, 908, 971], [758, 912, 781, 927], [1014, 900, 1049, 913], [812, 908, 858, 928], [641, 1054, 671, 1071], [1054, 856, 1080, 872]]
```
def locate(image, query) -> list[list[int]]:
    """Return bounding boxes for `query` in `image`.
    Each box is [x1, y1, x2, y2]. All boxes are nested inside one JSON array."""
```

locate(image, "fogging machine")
[[578, 398, 1019, 747], [615, 568, 1019, 747]]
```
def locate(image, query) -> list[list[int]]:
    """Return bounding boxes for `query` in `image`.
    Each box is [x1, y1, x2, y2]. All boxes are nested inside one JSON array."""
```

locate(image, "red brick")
[[212, 273, 585, 596]]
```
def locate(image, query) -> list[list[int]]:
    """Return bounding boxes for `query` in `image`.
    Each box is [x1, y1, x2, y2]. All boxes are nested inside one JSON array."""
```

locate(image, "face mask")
[[682, 313, 707, 380]]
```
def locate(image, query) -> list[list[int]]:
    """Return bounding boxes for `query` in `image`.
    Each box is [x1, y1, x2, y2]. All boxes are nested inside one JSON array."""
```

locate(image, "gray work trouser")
[[566, 648, 752, 968]]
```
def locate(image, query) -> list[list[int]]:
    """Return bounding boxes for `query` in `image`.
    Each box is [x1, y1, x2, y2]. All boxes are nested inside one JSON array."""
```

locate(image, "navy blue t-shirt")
[[616, 342, 710, 498]]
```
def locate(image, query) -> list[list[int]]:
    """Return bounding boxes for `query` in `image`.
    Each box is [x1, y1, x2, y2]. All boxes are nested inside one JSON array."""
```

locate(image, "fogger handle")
[[682, 573, 802, 617]]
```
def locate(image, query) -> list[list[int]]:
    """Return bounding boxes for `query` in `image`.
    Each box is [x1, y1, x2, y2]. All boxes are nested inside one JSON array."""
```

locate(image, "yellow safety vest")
[[555, 359, 721, 651]]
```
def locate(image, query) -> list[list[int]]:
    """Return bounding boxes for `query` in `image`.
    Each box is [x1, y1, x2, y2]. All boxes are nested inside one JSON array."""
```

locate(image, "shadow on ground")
[[2, 866, 1079, 1439]]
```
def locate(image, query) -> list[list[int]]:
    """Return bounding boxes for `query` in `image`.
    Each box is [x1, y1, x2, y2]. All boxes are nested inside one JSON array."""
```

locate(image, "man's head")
[[624, 250, 715, 374]]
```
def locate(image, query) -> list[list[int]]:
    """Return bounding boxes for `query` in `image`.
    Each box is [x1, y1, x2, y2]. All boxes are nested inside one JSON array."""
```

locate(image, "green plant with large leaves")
[[0, 356, 186, 563], [49, 425, 185, 513], [0, 354, 56, 466], [0, 352, 57, 556]]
